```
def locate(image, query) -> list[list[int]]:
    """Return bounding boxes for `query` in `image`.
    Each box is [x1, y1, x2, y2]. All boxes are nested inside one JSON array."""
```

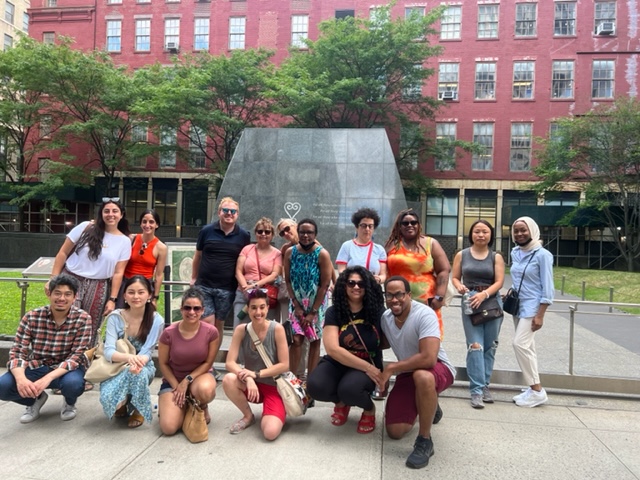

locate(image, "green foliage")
[[534, 97, 640, 271]]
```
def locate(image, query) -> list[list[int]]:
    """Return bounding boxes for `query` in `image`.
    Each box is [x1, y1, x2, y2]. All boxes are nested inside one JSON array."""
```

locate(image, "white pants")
[[512, 316, 540, 386]]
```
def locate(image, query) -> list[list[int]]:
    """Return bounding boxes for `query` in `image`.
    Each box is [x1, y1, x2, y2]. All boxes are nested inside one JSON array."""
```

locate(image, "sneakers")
[[433, 403, 443, 424], [482, 386, 494, 404], [515, 388, 548, 408], [60, 400, 77, 421], [512, 387, 531, 403], [20, 391, 49, 424], [406, 435, 434, 469], [470, 393, 485, 409]]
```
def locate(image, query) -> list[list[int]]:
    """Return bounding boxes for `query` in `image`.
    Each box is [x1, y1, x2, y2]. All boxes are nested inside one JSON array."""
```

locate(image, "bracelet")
[[484, 291, 490, 299], [108, 296, 117, 303]]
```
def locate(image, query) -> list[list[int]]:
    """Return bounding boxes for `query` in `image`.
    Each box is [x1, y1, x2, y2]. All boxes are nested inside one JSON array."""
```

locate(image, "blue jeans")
[[0, 366, 86, 407], [462, 292, 503, 395]]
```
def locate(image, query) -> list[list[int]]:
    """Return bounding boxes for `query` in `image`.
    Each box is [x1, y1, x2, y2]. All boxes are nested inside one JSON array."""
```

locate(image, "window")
[[438, 63, 459, 100], [513, 61, 535, 99], [106, 20, 121, 52], [39, 158, 51, 182], [107, 0, 122, 4], [405, 6, 425, 19], [427, 192, 458, 235], [22, 12, 28, 32], [153, 189, 177, 226], [554, 2, 576, 36], [435, 123, 456, 171], [4, 34, 12, 50], [475, 62, 496, 100], [229, 17, 245, 50], [194, 18, 209, 51], [510, 123, 532, 172], [402, 65, 422, 101], [552, 60, 574, 98], [5, 2, 14, 24], [440, 6, 461, 39], [46, 0, 57, 6], [291, 15, 309, 48], [135, 19, 150, 52], [477, 4, 498, 39], [472, 123, 494, 170], [137, 0, 151, 3], [464, 191, 497, 234], [369, 7, 390, 25], [190, 126, 206, 169], [592, 60, 614, 98], [164, 18, 180, 49], [131, 124, 147, 143], [124, 180, 148, 220], [40, 115, 52, 138], [43, 32, 55, 44], [336, 10, 355, 20], [400, 123, 421, 170], [159, 128, 176, 168], [594, 2, 616, 32], [515, 3, 536, 37]]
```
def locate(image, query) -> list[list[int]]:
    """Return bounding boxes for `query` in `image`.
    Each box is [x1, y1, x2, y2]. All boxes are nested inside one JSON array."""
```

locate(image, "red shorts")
[[244, 382, 286, 425], [384, 361, 454, 426]]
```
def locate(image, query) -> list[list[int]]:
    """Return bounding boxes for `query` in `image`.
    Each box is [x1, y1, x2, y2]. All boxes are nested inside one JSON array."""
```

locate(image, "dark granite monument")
[[216, 128, 408, 259]]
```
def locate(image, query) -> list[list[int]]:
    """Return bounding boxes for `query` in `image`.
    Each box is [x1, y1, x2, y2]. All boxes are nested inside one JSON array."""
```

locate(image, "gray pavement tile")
[[590, 431, 640, 478]]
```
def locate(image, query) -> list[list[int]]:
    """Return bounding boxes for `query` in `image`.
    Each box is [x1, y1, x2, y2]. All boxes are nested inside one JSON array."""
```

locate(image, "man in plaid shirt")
[[0, 274, 92, 423]]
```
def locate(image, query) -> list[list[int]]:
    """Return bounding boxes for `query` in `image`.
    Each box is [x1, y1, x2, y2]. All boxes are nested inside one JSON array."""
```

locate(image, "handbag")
[[182, 395, 208, 443], [275, 275, 289, 301], [503, 250, 538, 316], [246, 323, 307, 417], [255, 246, 278, 309], [84, 317, 136, 384], [282, 319, 294, 346], [443, 279, 456, 307], [469, 295, 503, 326]]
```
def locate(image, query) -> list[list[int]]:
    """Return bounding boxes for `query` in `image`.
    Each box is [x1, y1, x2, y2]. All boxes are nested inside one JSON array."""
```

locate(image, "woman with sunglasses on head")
[[385, 209, 451, 338], [157, 287, 218, 436], [99, 276, 164, 428], [306, 266, 385, 434], [116, 209, 168, 309], [46, 197, 131, 346], [233, 218, 283, 327], [223, 289, 289, 439], [336, 208, 388, 285]]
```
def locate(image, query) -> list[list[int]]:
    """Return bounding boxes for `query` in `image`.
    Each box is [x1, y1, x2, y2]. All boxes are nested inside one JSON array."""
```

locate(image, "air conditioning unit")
[[439, 91, 457, 100], [166, 42, 179, 52], [596, 22, 615, 35]]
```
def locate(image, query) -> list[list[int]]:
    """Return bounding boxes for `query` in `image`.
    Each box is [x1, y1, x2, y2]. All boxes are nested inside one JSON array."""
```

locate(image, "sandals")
[[128, 410, 144, 428], [230, 414, 256, 434], [330, 404, 351, 426], [114, 403, 129, 418], [357, 412, 376, 434], [203, 405, 211, 425]]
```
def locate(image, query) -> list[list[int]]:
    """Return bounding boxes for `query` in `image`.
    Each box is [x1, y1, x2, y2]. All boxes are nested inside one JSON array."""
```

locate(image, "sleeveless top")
[[460, 248, 495, 288], [289, 245, 323, 302], [124, 235, 159, 278], [241, 321, 278, 387]]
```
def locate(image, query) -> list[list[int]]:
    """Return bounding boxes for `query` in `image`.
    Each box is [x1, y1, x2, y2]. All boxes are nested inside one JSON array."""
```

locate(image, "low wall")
[[0, 233, 66, 268]]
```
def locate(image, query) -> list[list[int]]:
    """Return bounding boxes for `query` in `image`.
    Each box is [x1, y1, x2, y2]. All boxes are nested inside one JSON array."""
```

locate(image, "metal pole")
[[163, 265, 171, 327], [609, 287, 614, 313], [561, 275, 565, 295], [581, 281, 586, 301], [569, 305, 575, 375], [17, 281, 29, 319]]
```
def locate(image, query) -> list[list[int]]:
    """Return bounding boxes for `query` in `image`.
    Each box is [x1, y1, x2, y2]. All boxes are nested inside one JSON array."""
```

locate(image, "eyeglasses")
[[181, 305, 203, 313], [221, 208, 238, 215], [401, 220, 419, 227], [278, 225, 291, 237], [384, 291, 407, 301], [256, 229, 272, 236], [358, 224, 375, 230], [139, 242, 148, 256], [51, 291, 75, 299], [346, 280, 366, 289], [102, 197, 120, 203], [299, 230, 316, 236]]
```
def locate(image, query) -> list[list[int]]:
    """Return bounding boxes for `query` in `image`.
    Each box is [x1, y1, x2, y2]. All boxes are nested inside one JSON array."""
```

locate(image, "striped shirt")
[[8, 305, 93, 371]]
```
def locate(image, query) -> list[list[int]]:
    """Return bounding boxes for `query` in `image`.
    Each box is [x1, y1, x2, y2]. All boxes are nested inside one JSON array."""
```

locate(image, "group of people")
[[0, 193, 554, 471]]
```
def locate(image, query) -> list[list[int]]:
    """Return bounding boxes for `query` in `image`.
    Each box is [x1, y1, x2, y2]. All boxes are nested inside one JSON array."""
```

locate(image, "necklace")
[[401, 239, 419, 253]]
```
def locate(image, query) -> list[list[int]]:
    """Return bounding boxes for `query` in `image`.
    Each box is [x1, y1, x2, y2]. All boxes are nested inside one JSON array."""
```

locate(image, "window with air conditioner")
[[596, 22, 615, 35]]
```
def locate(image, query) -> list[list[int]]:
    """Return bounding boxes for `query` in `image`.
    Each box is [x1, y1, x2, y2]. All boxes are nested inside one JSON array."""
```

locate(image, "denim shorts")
[[197, 285, 235, 320]]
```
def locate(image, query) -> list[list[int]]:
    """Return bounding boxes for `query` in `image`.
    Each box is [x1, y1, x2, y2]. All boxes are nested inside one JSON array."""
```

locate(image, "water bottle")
[[462, 292, 474, 315]]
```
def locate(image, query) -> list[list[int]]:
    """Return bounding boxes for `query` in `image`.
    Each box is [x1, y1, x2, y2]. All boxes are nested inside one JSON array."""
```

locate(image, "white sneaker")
[[516, 388, 548, 408], [512, 387, 531, 403], [20, 391, 49, 424], [60, 400, 77, 421]]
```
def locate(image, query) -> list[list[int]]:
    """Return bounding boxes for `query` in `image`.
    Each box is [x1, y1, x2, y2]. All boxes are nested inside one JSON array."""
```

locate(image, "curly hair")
[[383, 209, 427, 254], [332, 266, 384, 328], [351, 207, 380, 229], [76, 200, 130, 261]]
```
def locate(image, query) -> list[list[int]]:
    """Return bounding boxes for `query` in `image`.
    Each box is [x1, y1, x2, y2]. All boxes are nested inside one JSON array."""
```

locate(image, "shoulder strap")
[[515, 250, 537, 294], [246, 323, 274, 369]]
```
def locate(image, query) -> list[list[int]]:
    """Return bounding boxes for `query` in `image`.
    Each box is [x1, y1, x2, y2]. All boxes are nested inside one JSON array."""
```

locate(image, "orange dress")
[[386, 237, 444, 338]]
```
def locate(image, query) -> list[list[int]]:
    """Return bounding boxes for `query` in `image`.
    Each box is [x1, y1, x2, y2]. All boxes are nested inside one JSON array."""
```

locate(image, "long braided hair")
[[384, 208, 428, 255], [332, 266, 384, 328]]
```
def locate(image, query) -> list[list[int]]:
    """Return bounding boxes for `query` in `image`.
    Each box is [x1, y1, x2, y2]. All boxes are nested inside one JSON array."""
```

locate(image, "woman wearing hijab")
[[509, 217, 554, 408]]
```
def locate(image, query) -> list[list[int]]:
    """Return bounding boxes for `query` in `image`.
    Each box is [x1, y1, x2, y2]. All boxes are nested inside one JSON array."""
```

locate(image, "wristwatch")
[[309, 308, 318, 315], [152, 295, 160, 300], [254, 370, 261, 379], [108, 296, 117, 303], [185, 374, 194, 383], [433, 295, 444, 302]]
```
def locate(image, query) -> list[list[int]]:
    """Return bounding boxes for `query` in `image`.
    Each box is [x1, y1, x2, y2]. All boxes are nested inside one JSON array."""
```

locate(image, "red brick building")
[[23, 0, 639, 258]]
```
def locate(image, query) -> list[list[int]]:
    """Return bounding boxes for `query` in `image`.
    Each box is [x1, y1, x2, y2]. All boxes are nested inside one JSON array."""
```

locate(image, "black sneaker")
[[406, 435, 434, 469], [432, 403, 443, 424]]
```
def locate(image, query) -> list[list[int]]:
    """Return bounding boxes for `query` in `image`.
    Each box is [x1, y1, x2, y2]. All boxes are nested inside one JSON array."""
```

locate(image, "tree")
[[534, 97, 640, 271]]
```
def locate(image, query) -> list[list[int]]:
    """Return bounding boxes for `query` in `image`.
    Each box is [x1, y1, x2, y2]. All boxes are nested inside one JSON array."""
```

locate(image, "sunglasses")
[[401, 220, 419, 227], [247, 288, 268, 299], [278, 225, 291, 237], [346, 280, 366, 289], [221, 208, 238, 215], [139, 242, 148, 256], [102, 197, 120, 203], [256, 229, 272, 235], [181, 305, 203, 312], [384, 291, 407, 301]]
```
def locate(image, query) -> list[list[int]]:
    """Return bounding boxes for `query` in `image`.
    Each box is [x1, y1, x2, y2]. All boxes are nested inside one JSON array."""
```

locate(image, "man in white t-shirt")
[[380, 276, 456, 469]]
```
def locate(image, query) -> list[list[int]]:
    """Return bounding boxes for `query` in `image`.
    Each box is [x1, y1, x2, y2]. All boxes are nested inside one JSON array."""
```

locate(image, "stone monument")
[[216, 128, 408, 259]]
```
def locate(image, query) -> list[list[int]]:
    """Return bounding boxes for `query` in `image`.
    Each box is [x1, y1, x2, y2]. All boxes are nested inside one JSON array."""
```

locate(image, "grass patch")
[[0, 272, 166, 336]]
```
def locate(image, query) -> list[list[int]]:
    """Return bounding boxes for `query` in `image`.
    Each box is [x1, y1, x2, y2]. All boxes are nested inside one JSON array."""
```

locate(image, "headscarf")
[[512, 216, 543, 251]]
